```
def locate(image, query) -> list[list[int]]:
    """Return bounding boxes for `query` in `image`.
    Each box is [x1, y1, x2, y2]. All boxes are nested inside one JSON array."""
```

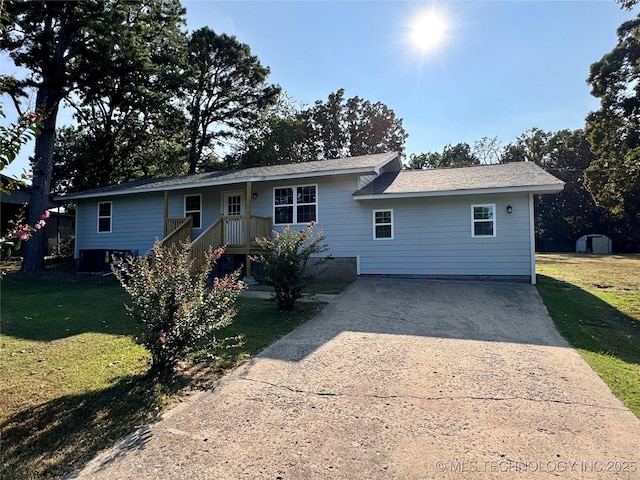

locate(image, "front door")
[[223, 192, 245, 245]]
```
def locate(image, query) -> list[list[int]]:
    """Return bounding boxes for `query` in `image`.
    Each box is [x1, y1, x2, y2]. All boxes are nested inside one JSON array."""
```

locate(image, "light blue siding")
[[352, 194, 532, 277], [74, 173, 534, 278], [75, 192, 165, 256]]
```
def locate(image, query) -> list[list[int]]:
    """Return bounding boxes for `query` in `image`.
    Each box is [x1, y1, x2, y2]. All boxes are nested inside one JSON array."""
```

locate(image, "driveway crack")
[[240, 378, 628, 411]]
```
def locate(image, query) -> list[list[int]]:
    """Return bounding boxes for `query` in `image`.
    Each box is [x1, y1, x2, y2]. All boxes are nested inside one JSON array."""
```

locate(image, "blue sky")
[[2, 1, 636, 178]]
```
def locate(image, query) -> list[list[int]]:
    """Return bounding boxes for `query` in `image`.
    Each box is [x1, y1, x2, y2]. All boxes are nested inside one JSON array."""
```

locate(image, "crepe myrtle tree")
[[252, 221, 329, 311], [112, 240, 245, 374]]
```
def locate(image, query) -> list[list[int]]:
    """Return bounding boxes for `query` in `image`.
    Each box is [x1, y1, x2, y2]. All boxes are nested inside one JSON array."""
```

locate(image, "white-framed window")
[[471, 204, 496, 237], [273, 185, 317, 224], [373, 209, 394, 240], [184, 194, 202, 229], [97, 201, 112, 233]]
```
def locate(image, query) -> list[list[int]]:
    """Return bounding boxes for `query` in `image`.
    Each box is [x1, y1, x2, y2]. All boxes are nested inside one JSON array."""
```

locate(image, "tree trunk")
[[21, 88, 61, 273]]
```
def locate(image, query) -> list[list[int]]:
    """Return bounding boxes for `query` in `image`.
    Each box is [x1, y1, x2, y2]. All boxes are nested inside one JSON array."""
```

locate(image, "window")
[[471, 204, 496, 237], [97, 202, 112, 233], [373, 209, 393, 239], [274, 185, 317, 224], [185, 194, 202, 229]]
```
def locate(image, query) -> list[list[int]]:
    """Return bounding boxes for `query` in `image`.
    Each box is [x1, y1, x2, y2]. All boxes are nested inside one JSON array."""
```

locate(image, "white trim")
[[97, 201, 112, 233], [373, 208, 394, 240], [221, 190, 244, 215], [184, 193, 202, 229], [273, 184, 318, 225], [353, 184, 564, 200], [471, 203, 496, 238], [529, 193, 536, 285]]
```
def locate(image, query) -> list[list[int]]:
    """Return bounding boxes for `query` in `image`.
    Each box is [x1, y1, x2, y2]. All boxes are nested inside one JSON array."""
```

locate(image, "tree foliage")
[[184, 27, 281, 173], [228, 89, 408, 168], [309, 89, 407, 159], [585, 15, 640, 223], [56, 0, 189, 192], [406, 142, 479, 169]]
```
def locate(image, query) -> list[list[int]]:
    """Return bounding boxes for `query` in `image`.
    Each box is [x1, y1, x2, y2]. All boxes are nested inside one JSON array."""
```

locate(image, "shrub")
[[253, 221, 329, 310], [111, 240, 245, 374]]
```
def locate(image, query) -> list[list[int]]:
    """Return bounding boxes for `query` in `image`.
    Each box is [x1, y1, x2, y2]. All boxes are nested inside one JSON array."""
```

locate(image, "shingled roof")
[[353, 161, 564, 199], [58, 152, 400, 200]]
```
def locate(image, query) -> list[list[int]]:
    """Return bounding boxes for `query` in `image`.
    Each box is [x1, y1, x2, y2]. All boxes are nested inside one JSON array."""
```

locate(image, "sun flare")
[[411, 11, 447, 51]]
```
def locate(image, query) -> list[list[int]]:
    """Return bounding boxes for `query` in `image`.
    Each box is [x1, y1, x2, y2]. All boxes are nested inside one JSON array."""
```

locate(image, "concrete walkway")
[[69, 278, 640, 479]]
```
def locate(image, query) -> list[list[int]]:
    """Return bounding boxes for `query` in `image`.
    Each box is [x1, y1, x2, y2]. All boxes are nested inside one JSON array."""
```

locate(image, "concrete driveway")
[[71, 278, 640, 479]]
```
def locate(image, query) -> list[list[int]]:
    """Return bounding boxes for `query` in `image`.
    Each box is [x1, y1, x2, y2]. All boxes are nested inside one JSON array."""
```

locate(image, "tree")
[[184, 27, 280, 173], [406, 143, 478, 169], [2, 0, 187, 271], [585, 15, 640, 224], [229, 89, 408, 168], [226, 113, 317, 169], [532, 129, 610, 251], [224, 93, 318, 169], [406, 151, 441, 170], [308, 89, 408, 159], [0, 79, 48, 268], [2, 0, 100, 271], [55, 0, 189, 192], [472, 136, 502, 164], [501, 128, 552, 165], [616, 0, 638, 10]]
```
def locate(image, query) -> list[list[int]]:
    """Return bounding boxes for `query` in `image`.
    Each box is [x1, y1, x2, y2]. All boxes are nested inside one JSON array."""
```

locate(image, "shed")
[[576, 234, 612, 254]]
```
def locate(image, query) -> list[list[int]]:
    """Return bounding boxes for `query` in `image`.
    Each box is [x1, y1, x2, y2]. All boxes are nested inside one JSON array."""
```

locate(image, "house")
[[56, 152, 564, 284]]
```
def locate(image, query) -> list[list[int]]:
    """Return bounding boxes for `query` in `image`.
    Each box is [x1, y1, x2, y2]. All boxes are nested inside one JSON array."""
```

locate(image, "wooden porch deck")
[[161, 214, 272, 270]]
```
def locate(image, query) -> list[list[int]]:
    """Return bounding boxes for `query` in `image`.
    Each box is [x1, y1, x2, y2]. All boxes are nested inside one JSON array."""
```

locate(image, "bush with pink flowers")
[[111, 240, 245, 374]]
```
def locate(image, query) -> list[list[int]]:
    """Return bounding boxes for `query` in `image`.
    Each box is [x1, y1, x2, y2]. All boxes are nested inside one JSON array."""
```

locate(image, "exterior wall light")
[[252, 192, 258, 200], [506, 205, 513, 214]]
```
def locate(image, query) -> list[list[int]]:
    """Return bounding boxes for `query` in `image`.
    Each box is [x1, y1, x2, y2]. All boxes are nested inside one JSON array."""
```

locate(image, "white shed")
[[576, 234, 612, 254]]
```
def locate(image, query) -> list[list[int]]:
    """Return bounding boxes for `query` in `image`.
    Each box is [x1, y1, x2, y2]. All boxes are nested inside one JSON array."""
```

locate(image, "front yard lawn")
[[0, 264, 323, 480], [536, 253, 640, 419]]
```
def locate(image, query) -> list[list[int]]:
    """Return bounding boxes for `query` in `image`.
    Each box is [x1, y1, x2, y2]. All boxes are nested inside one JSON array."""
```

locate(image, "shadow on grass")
[[536, 274, 640, 367], [0, 372, 190, 480]]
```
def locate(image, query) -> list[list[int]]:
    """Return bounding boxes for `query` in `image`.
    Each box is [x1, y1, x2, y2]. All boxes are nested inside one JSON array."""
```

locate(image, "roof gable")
[[353, 162, 564, 199], [58, 152, 401, 200]]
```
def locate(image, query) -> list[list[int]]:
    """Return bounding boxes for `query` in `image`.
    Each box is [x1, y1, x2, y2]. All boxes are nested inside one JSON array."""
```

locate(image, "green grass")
[[536, 253, 640, 418], [0, 264, 323, 480]]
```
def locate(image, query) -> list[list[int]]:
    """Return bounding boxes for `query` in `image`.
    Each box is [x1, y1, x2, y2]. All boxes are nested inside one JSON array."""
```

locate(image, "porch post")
[[245, 181, 252, 278]]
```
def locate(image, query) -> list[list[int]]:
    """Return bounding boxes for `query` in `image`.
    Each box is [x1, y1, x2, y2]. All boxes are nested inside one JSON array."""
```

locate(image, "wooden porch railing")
[[190, 218, 224, 270], [249, 215, 272, 245], [161, 217, 192, 249], [189, 214, 272, 270]]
